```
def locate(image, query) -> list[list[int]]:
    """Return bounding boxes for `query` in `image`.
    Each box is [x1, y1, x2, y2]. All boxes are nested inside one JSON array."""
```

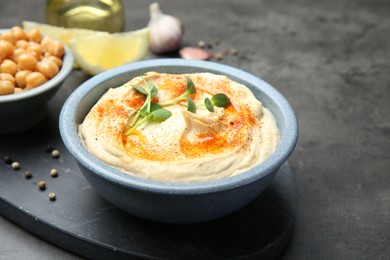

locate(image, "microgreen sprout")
[[204, 97, 214, 112], [125, 74, 231, 135], [160, 76, 196, 111], [125, 74, 172, 135], [200, 93, 231, 112]]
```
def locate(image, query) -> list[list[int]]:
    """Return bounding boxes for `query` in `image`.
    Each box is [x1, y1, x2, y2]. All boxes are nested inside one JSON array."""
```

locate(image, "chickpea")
[[45, 55, 62, 68], [27, 28, 43, 43], [40, 36, 52, 52], [0, 80, 15, 95], [0, 73, 16, 85], [0, 40, 15, 59], [0, 31, 17, 45], [16, 40, 29, 49], [27, 43, 43, 60], [0, 27, 64, 95], [14, 87, 23, 93], [0, 59, 18, 75], [25, 72, 47, 89], [47, 41, 65, 58], [15, 70, 31, 88], [17, 53, 37, 71], [37, 60, 59, 79], [11, 26, 28, 41], [11, 48, 27, 62]]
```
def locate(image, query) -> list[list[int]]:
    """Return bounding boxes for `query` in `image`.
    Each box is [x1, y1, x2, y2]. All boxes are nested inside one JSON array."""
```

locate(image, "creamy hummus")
[[79, 72, 280, 182]]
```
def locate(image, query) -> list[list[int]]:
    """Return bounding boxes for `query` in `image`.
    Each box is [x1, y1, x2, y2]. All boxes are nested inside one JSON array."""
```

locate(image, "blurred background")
[[1, 0, 389, 259]]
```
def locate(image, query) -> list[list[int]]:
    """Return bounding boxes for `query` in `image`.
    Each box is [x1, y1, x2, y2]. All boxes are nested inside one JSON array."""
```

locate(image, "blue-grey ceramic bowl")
[[0, 28, 73, 134], [59, 59, 298, 224]]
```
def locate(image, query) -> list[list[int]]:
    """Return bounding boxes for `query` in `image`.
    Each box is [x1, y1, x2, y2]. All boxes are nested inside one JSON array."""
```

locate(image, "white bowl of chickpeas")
[[0, 26, 73, 134]]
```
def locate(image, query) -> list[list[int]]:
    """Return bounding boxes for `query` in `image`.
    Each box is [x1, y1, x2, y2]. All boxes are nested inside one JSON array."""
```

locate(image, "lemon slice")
[[22, 21, 109, 68], [22, 21, 108, 46], [69, 28, 149, 75]]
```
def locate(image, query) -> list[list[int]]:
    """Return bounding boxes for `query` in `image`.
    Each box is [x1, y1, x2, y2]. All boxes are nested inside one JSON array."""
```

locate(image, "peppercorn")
[[46, 145, 54, 153], [24, 171, 32, 179], [51, 149, 60, 158], [50, 168, 58, 177], [3, 156, 13, 164], [48, 192, 56, 201], [11, 161, 20, 170], [38, 181, 46, 190]]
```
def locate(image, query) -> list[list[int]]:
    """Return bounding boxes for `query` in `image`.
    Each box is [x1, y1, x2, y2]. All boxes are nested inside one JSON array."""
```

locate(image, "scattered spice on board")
[[11, 161, 20, 170], [46, 145, 54, 153], [24, 171, 32, 179], [51, 149, 60, 158], [48, 192, 56, 201], [3, 156, 13, 164], [50, 168, 58, 177], [38, 181, 46, 190], [3, 148, 61, 203]]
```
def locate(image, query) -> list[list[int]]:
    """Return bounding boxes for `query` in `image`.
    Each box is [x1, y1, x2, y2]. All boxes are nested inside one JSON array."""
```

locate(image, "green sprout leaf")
[[211, 93, 230, 107], [150, 103, 163, 111], [125, 74, 230, 136], [187, 97, 196, 113], [147, 82, 158, 97], [139, 105, 149, 116], [204, 97, 214, 112], [132, 84, 148, 95], [160, 76, 196, 107], [185, 76, 195, 95], [151, 108, 172, 121]]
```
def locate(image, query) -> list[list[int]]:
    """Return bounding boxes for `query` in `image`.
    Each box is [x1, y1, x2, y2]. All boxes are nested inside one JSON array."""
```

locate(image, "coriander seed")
[[198, 40, 206, 48], [50, 168, 58, 177], [11, 161, 20, 170], [48, 192, 56, 201], [24, 171, 32, 179], [38, 181, 46, 190], [214, 52, 223, 60], [51, 149, 60, 158]]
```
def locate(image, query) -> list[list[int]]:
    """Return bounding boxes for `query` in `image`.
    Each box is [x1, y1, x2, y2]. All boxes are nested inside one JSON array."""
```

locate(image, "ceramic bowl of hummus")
[[59, 59, 298, 223]]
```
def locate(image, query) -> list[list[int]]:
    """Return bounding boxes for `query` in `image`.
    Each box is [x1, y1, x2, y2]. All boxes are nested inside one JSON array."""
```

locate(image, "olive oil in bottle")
[[45, 0, 125, 33]]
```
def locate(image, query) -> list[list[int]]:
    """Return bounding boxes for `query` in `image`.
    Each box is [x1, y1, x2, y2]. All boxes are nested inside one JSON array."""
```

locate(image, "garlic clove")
[[179, 47, 213, 60], [148, 2, 184, 54]]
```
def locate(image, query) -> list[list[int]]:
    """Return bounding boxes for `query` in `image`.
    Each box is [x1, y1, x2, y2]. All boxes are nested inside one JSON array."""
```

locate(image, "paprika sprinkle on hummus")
[[79, 72, 280, 182]]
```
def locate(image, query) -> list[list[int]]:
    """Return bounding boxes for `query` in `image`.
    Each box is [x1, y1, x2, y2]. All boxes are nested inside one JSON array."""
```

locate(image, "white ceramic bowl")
[[60, 59, 298, 223]]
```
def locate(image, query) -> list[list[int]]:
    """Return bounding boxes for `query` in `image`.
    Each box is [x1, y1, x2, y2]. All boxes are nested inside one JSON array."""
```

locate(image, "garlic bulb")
[[148, 2, 184, 54]]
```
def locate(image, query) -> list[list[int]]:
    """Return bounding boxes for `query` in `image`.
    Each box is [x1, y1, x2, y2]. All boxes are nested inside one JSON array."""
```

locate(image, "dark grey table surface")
[[1, 0, 389, 259]]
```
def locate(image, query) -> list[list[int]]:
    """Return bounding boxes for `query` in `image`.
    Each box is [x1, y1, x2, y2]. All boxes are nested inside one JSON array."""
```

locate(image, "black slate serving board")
[[0, 86, 295, 259]]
